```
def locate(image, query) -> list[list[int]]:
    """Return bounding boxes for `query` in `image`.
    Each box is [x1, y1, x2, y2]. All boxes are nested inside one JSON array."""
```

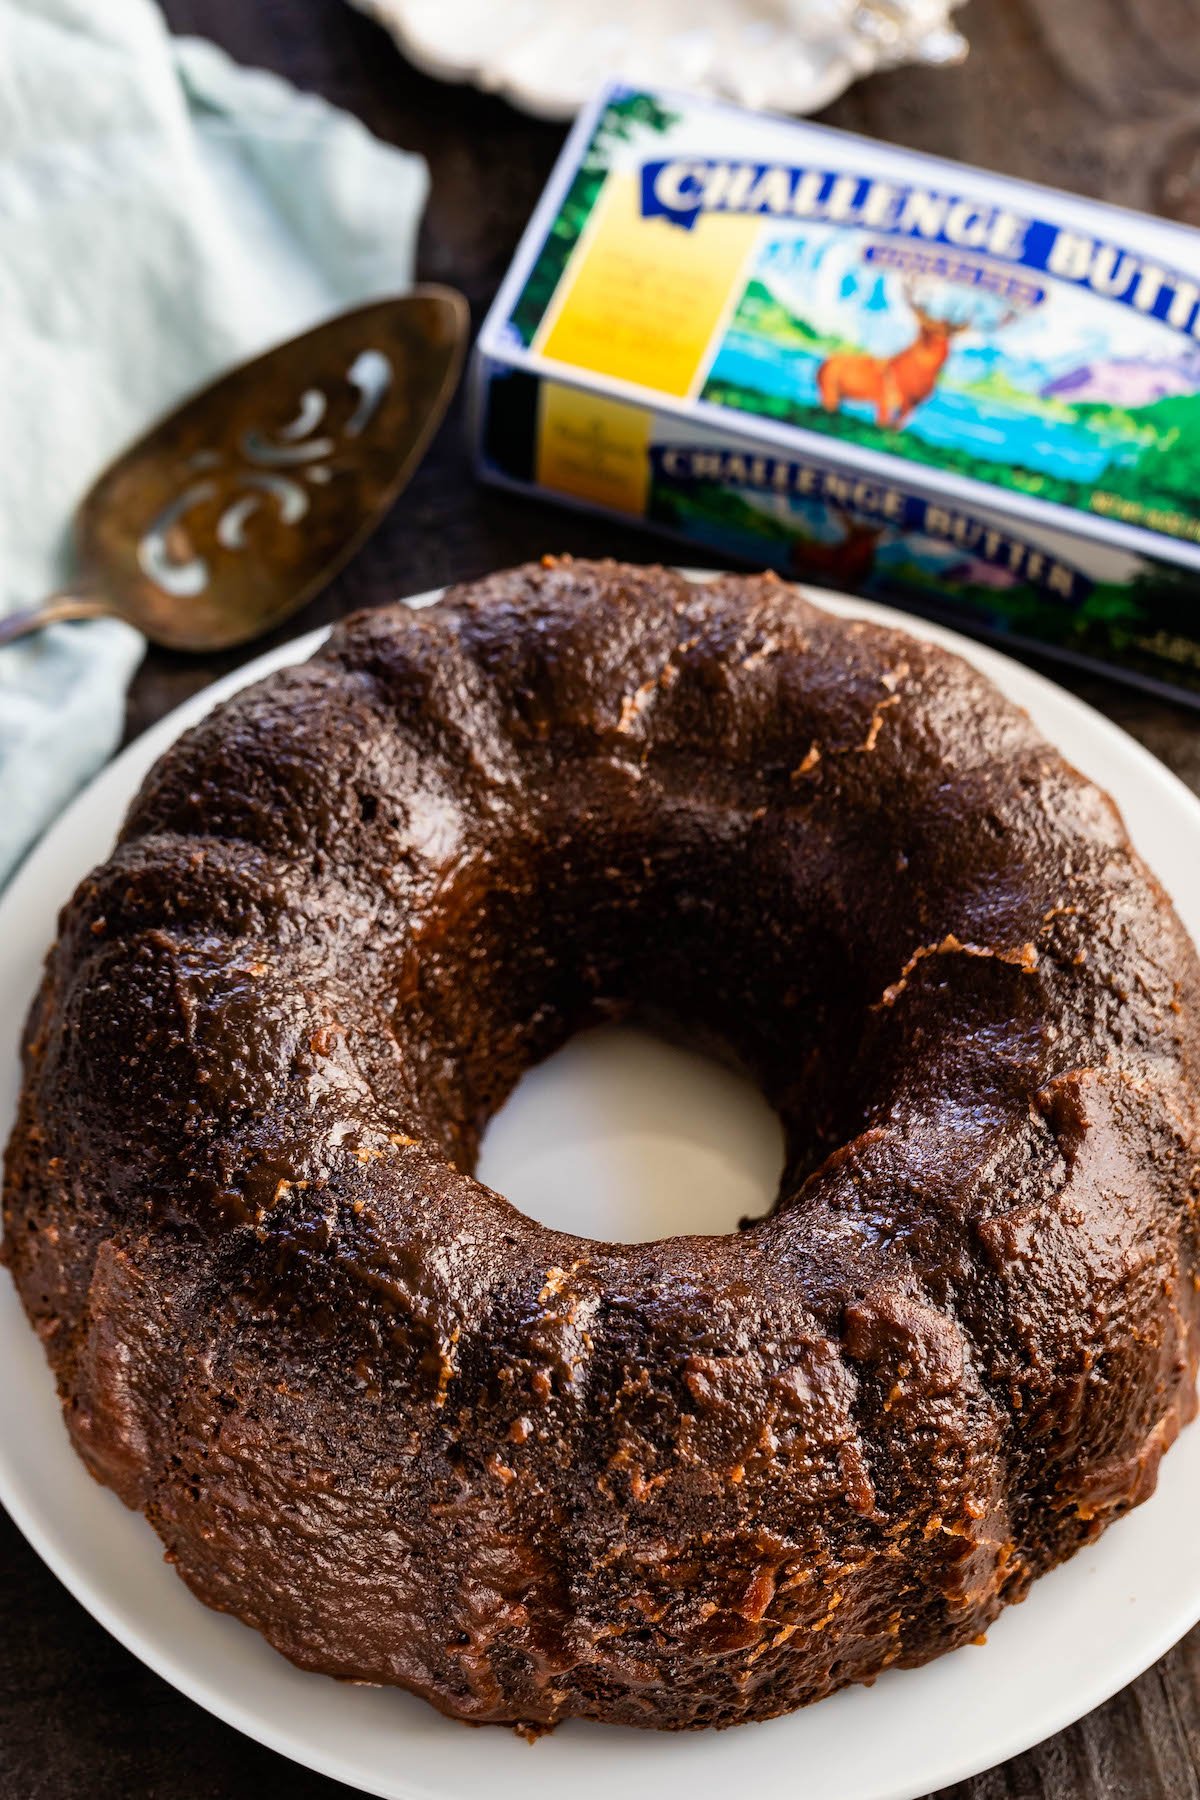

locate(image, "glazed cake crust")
[[4, 559, 1200, 1732]]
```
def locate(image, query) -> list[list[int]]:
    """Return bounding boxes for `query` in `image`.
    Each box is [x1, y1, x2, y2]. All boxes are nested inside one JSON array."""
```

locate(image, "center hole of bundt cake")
[[475, 1024, 785, 1243]]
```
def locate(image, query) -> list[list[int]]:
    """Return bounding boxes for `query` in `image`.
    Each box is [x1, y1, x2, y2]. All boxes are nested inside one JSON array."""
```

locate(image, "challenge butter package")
[[472, 83, 1200, 703]]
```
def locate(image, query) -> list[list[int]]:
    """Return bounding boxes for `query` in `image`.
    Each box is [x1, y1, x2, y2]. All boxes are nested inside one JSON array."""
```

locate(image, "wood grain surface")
[[3, 1, 1200, 1794]]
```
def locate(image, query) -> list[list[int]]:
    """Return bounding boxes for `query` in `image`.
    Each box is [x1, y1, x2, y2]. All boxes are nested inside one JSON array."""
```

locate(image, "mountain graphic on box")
[[1043, 357, 1200, 407]]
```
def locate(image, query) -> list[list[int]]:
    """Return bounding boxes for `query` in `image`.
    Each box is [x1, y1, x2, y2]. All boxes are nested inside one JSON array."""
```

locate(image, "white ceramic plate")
[[3, 585, 1200, 1800], [348, 0, 968, 121]]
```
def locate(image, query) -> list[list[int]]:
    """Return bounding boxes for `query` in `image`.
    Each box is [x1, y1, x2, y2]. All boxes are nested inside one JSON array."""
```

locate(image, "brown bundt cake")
[[4, 558, 1200, 1733]]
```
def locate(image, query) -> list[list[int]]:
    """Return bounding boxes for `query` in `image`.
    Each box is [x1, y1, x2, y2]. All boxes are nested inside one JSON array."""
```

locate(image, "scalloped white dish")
[[2, 583, 1200, 1800], [348, 0, 968, 120]]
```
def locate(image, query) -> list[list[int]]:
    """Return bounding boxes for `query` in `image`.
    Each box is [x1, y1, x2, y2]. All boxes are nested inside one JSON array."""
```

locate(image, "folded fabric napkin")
[[0, 0, 429, 887]]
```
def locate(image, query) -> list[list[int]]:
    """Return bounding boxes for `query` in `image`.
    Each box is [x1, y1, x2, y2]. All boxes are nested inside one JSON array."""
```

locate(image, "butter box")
[[472, 83, 1200, 703]]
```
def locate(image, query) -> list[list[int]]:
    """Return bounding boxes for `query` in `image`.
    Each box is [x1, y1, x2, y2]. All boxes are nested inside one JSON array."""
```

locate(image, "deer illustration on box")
[[790, 510, 885, 590], [818, 286, 1009, 430]]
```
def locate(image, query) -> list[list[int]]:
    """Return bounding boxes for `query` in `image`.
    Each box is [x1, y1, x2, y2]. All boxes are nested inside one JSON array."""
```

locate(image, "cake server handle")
[[0, 590, 114, 646]]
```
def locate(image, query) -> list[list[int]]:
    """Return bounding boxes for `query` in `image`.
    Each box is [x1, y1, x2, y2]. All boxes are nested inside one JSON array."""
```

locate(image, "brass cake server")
[[0, 287, 468, 653]]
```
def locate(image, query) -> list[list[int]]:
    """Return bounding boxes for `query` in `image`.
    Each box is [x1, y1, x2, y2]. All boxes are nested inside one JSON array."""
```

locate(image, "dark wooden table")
[[4, 1, 1200, 1794]]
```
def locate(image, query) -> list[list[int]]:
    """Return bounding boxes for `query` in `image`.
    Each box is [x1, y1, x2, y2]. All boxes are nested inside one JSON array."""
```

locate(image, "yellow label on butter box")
[[536, 172, 759, 399], [535, 380, 652, 514]]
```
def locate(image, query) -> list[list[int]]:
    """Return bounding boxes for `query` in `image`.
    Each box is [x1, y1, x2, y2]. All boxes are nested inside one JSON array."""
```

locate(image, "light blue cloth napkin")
[[0, 0, 429, 886]]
